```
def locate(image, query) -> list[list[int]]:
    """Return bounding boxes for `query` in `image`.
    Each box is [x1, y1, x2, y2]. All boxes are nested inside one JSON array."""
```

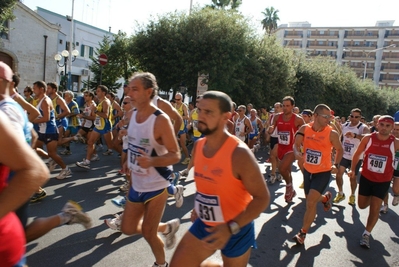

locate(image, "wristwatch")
[[227, 220, 240, 235]]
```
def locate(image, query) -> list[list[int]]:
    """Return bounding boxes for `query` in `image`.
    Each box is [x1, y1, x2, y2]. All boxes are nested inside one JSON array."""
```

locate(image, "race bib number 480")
[[194, 192, 224, 223], [367, 154, 387, 173]]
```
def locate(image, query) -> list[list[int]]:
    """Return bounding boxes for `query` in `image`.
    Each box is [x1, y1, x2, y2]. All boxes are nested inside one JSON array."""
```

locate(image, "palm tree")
[[209, 0, 241, 10], [261, 7, 280, 35]]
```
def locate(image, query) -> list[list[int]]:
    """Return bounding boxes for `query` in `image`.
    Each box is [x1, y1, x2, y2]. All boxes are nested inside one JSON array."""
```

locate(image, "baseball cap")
[[0, 61, 13, 82]]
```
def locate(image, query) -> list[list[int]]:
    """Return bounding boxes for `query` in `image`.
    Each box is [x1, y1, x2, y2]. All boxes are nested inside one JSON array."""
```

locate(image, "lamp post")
[[54, 49, 79, 90], [362, 44, 396, 81]]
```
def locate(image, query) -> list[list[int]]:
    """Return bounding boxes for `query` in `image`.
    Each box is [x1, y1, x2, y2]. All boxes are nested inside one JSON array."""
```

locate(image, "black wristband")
[[334, 163, 340, 169]]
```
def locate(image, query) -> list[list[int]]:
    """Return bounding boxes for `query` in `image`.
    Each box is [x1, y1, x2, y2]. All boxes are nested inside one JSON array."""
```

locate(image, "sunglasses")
[[350, 115, 360, 118], [123, 102, 129, 105], [317, 113, 331, 119]]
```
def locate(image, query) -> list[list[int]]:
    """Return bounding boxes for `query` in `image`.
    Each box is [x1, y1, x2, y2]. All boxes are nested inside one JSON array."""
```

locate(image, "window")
[[329, 31, 336, 36], [319, 30, 324, 35], [80, 45, 94, 58], [0, 21, 9, 40]]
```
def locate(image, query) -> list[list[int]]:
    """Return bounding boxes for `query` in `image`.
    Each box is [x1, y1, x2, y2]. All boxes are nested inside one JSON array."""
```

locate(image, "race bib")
[[278, 131, 290, 145], [94, 115, 101, 126], [193, 120, 198, 132], [343, 142, 355, 156], [194, 192, 224, 223], [367, 154, 387, 173], [127, 140, 148, 175], [305, 149, 322, 165]]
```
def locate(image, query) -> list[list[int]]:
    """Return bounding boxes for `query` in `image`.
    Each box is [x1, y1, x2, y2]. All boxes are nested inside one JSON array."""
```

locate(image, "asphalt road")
[[25, 142, 399, 267]]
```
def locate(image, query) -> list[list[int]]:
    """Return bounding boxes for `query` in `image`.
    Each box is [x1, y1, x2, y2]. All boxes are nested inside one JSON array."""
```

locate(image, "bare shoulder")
[[232, 141, 256, 169]]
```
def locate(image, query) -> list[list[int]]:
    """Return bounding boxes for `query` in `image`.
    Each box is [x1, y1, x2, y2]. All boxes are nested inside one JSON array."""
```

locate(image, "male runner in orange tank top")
[[292, 104, 343, 245], [170, 91, 270, 267]]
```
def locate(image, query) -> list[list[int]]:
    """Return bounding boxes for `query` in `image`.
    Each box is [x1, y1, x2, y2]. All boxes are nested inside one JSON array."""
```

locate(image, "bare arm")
[[330, 130, 344, 173], [56, 97, 71, 119], [348, 135, 371, 177], [157, 98, 183, 135], [231, 145, 270, 226], [0, 112, 49, 218], [268, 114, 278, 134], [136, 113, 181, 168], [12, 93, 40, 122], [245, 117, 253, 135], [33, 98, 51, 123]]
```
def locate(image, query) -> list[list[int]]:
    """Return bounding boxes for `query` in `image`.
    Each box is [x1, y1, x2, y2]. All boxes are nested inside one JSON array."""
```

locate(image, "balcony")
[[345, 34, 378, 39], [382, 57, 399, 62], [380, 68, 399, 74]]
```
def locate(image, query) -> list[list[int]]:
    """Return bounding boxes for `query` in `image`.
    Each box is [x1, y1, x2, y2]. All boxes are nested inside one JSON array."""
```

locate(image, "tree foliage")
[[0, 0, 17, 33], [261, 7, 280, 35]]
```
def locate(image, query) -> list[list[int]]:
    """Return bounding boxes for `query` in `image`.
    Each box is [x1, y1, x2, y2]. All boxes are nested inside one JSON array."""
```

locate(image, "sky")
[[22, 0, 399, 35]]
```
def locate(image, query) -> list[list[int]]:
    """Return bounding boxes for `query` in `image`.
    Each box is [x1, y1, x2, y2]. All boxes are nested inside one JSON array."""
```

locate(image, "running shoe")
[[118, 169, 125, 175], [56, 167, 72, 180], [285, 186, 297, 203], [30, 189, 47, 203], [323, 191, 332, 211], [62, 200, 92, 229], [48, 159, 57, 172], [333, 193, 346, 203], [360, 234, 370, 249], [174, 185, 184, 208], [60, 149, 72, 155], [392, 195, 399, 206], [111, 196, 126, 208], [179, 168, 188, 177], [171, 172, 180, 186], [299, 181, 304, 189], [104, 214, 122, 231], [119, 182, 130, 193], [152, 262, 168, 267], [163, 218, 180, 249], [181, 157, 191, 165], [348, 195, 356, 206], [380, 204, 388, 214], [76, 160, 90, 169], [268, 174, 276, 184], [276, 173, 283, 182], [293, 230, 306, 245], [91, 154, 100, 161], [102, 149, 113, 156]]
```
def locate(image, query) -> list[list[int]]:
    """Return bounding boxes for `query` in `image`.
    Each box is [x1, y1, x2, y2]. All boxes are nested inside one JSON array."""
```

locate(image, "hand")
[[119, 129, 127, 137], [344, 132, 355, 138], [331, 165, 338, 174], [239, 132, 245, 137], [201, 223, 232, 250], [136, 149, 152, 169], [347, 170, 355, 179], [122, 161, 130, 175], [190, 209, 198, 222], [77, 114, 83, 118]]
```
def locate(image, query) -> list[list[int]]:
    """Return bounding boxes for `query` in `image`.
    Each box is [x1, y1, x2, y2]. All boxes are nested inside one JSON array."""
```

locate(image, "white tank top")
[[235, 116, 247, 141], [342, 122, 366, 160], [127, 109, 172, 192]]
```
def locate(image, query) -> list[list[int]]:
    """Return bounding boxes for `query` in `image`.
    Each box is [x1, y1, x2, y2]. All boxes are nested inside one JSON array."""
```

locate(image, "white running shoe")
[[392, 195, 399, 206], [163, 218, 180, 250], [48, 159, 57, 172], [380, 204, 388, 214], [76, 160, 90, 169], [268, 174, 276, 184], [62, 200, 92, 229], [104, 214, 122, 231], [174, 185, 184, 208], [277, 173, 283, 182], [91, 154, 100, 161], [56, 167, 71, 180], [60, 149, 72, 155], [102, 149, 113, 156]]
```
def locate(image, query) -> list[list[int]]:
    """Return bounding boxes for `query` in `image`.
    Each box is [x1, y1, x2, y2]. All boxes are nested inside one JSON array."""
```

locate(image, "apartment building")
[[275, 21, 399, 89]]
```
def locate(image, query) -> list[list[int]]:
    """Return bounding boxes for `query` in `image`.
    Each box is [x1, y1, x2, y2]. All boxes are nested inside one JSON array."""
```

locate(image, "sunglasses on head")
[[350, 115, 360, 118]]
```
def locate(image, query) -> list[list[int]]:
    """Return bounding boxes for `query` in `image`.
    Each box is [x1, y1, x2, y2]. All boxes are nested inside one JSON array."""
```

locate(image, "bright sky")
[[22, 0, 398, 35]]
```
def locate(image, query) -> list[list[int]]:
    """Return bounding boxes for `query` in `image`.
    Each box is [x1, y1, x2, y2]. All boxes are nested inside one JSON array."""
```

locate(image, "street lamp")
[[362, 44, 396, 81], [54, 49, 79, 90]]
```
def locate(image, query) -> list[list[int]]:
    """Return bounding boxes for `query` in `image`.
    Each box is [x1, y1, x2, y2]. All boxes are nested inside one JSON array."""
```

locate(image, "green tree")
[[207, 0, 242, 10], [0, 0, 17, 33], [130, 8, 254, 98], [84, 35, 121, 92], [261, 7, 280, 36]]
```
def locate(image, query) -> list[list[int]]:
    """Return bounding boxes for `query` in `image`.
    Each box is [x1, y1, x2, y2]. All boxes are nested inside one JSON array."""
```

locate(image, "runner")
[[348, 115, 399, 249], [170, 91, 270, 267], [292, 104, 343, 245]]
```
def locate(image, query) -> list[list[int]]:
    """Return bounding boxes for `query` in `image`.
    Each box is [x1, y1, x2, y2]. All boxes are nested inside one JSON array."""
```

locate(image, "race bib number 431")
[[194, 192, 224, 223]]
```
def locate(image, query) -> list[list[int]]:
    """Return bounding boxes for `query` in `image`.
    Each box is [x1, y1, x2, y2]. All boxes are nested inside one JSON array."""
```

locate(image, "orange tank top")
[[194, 136, 252, 226], [303, 123, 333, 173]]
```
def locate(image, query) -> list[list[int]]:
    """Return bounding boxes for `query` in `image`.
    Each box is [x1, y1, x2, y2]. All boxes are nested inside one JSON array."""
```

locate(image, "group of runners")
[[1, 60, 398, 267]]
